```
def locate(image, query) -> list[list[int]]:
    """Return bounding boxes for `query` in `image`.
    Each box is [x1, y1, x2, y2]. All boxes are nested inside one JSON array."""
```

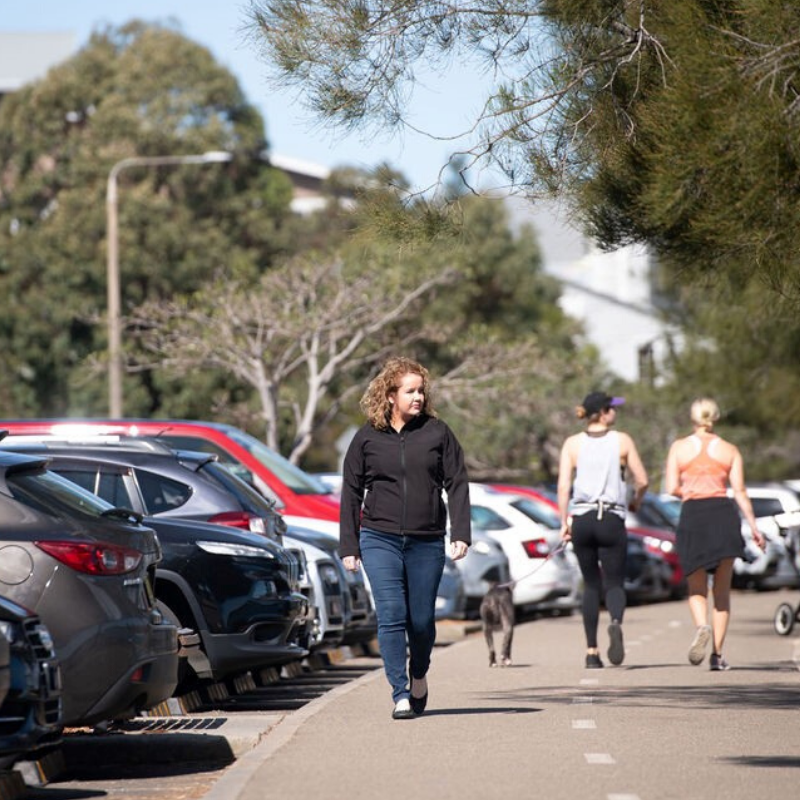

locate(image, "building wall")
[[506, 195, 676, 383]]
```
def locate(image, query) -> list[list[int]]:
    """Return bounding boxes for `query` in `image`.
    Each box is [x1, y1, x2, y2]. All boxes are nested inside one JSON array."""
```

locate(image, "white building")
[[506, 196, 677, 383]]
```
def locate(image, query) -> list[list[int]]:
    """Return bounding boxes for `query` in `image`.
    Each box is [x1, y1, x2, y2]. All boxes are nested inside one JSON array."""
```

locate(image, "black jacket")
[[339, 414, 472, 558]]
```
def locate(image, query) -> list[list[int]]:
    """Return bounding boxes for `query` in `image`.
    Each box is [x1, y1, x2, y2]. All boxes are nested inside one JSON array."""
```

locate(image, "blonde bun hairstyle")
[[690, 397, 720, 430]]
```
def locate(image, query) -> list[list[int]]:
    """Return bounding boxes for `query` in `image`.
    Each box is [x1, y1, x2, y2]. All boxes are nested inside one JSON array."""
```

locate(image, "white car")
[[729, 483, 800, 589], [468, 483, 581, 612]]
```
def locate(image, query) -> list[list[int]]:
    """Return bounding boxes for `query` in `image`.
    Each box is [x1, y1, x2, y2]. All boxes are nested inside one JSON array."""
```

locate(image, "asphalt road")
[[7, 589, 800, 800], [222, 589, 800, 800]]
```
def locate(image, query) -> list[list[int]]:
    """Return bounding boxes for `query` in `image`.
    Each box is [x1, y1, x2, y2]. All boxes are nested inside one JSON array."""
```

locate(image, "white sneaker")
[[688, 625, 711, 665], [392, 698, 414, 720]]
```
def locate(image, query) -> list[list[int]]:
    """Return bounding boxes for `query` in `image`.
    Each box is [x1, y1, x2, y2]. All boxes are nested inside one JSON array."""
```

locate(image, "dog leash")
[[495, 539, 570, 589]]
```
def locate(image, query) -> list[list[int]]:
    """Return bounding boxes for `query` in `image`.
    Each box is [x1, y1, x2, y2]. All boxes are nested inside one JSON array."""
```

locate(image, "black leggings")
[[570, 512, 627, 648]]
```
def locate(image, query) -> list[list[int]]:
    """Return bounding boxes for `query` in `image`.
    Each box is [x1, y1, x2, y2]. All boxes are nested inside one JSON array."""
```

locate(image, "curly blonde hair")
[[360, 357, 436, 430]]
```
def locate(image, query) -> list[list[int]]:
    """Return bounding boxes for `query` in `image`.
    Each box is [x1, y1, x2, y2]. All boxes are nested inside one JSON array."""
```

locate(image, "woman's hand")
[[449, 540, 469, 561], [751, 527, 766, 551], [342, 555, 362, 572], [560, 520, 572, 542]]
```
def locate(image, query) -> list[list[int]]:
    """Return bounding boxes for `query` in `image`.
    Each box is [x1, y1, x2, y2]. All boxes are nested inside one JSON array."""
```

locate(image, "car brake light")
[[208, 511, 263, 531], [522, 538, 551, 558], [35, 540, 143, 575]]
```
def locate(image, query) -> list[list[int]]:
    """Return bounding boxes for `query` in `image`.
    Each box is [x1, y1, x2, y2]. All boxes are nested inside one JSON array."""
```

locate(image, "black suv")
[[144, 516, 308, 684]]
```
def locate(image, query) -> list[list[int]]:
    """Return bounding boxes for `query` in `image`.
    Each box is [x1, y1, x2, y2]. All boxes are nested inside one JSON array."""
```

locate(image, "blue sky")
[[2, 1, 497, 191]]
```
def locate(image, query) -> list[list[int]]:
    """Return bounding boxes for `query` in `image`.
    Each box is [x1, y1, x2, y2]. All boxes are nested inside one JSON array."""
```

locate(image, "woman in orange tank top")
[[665, 398, 764, 671]]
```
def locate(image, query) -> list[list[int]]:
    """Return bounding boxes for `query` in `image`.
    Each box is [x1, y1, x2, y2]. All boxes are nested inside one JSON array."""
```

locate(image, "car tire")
[[156, 600, 200, 692]]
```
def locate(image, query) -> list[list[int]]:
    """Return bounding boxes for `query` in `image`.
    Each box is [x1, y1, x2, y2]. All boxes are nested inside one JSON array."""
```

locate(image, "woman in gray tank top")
[[557, 391, 649, 668]]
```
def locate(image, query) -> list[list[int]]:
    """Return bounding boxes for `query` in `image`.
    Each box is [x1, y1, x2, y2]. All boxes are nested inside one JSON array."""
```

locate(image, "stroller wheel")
[[774, 602, 796, 636]]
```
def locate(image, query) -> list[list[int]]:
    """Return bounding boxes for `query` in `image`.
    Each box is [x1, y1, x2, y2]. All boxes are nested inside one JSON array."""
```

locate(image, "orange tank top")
[[678, 435, 730, 500]]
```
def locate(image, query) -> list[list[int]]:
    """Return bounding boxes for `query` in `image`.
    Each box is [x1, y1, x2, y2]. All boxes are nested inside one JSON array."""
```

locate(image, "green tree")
[[247, 2, 800, 297], [0, 20, 294, 416], [248, 0, 800, 477], [131, 182, 600, 477]]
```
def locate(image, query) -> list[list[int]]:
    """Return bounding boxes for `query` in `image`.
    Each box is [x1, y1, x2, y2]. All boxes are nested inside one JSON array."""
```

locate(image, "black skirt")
[[676, 497, 745, 575]]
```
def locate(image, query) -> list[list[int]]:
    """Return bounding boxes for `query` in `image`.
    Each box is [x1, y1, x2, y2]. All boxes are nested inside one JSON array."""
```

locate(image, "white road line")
[[580, 678, 599, 685], [572, 719, 596, 729], [585, 753, 616, 764], [608, 794, 641, 800], [572, 696, 594, 704]]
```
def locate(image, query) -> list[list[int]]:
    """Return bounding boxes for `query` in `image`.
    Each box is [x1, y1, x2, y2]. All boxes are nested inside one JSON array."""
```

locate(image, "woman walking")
[[340, 357, 471, 719], [557, 391, 649, 668], [665, 398, 764, 670]]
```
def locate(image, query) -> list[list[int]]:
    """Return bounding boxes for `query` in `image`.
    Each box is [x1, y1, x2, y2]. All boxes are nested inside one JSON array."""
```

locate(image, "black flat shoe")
[[585, 653, 604, 669], [409, 676, 428, 715]]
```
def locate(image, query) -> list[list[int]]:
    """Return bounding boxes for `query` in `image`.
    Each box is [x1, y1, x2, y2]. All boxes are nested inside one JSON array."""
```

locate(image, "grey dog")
[[479, 582, 515, 667]]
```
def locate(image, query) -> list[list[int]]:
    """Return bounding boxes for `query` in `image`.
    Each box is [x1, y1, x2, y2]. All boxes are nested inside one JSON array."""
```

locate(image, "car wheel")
[[156, 600, 201, 692], [774, 602, 796, 636]]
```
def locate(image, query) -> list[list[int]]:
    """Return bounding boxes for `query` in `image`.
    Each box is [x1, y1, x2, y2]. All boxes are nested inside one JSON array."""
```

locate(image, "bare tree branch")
[[130, 254, 460, 462]]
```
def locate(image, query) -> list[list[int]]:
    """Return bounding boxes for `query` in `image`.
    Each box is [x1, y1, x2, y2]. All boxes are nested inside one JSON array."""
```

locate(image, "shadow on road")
[[486, 680, 800, 711], [721, 755, 800, 769]]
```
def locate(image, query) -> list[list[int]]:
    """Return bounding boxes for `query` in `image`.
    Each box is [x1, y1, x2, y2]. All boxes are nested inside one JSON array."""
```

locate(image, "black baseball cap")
[[582, 391, 625, 416]]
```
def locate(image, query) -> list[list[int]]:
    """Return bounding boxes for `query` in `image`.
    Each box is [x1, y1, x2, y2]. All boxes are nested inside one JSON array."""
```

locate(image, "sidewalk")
[[200, 590, 800, 800]]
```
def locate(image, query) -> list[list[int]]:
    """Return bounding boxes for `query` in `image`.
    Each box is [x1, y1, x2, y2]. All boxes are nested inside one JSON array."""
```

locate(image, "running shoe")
[[607, 620, 625, 666], [585, 653, 604, 669], [709, 653, 730, 671], [688, 624, 711, 665]]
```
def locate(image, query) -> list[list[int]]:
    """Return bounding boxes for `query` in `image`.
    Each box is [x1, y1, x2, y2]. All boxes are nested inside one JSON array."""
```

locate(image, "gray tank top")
[[572, 431, 627, 518]]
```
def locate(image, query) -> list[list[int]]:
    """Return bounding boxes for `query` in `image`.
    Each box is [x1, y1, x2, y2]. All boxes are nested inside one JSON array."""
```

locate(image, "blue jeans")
[[359, 529, 445, 703]]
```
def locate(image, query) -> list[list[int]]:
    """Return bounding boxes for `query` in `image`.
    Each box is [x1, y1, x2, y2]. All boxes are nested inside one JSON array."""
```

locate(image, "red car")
[[0, 419, 340, 522]]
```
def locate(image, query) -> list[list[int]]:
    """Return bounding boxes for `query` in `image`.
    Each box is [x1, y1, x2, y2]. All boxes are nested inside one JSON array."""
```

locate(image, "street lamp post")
[[105, 151, 232, 417]]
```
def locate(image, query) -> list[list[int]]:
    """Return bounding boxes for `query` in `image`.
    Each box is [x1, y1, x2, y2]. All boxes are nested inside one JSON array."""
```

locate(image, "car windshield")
[[7, 466, 116, 520], [224, 429, 331, 496], [750, 497, 786, 518], [202, 461, 276, 513], [510, 497, 561, 529], [648, 495, 681, 527]]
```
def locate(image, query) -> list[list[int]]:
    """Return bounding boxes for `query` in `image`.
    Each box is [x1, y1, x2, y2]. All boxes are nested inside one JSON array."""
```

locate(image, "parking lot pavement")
[[6, 650, 385, 800], [219, 591, 800, 800]]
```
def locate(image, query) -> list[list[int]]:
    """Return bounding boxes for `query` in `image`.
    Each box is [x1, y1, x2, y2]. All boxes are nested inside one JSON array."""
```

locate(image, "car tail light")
[[521, 538, 551, 559], [208, 510, 266, 533], [35, 540, 143, 575]]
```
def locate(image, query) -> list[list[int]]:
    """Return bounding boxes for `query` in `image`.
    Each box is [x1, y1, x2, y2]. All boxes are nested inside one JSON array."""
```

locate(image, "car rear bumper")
[[64, 620, 179, 728]]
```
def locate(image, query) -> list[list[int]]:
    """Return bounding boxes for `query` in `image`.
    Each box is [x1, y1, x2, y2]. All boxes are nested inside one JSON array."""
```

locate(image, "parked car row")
[[630, 484, 800, 592], [0, 423, 382, 770]]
